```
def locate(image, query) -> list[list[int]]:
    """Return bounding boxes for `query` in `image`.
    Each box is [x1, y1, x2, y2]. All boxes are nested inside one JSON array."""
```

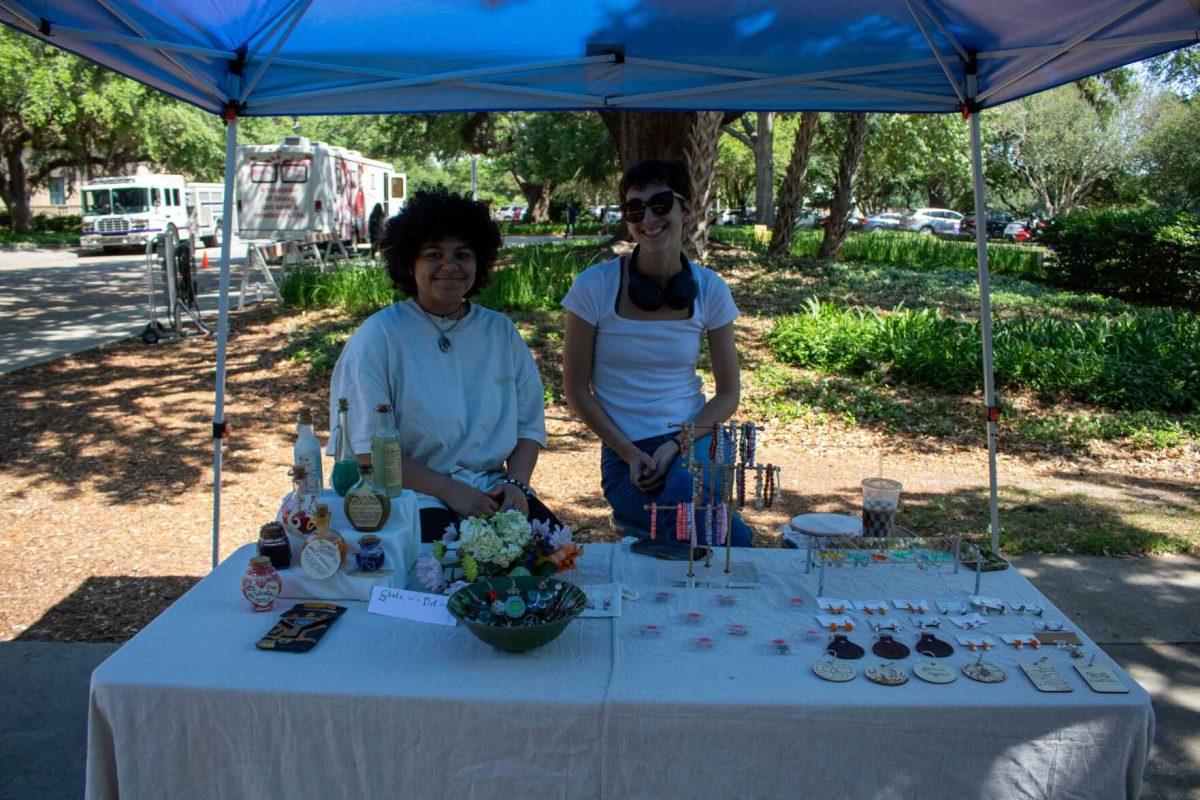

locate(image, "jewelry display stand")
[[645, 421, 781, 589], [812, 535, 985, 596]]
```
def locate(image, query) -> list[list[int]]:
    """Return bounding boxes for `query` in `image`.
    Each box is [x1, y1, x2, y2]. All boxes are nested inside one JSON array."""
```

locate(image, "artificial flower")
[[547, 542, 583, 571], [461, 553, 479, 581], [548, 523, 574, 550], [416, 556, 447, 593], [431, 540, 446, 559]]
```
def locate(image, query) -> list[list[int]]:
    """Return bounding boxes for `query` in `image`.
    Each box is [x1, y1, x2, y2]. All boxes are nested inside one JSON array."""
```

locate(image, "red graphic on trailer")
[[335, 158, 367, 242]]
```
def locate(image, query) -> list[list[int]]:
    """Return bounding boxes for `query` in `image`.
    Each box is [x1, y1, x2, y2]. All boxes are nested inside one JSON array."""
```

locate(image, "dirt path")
[[2, 293, 1196, 642]]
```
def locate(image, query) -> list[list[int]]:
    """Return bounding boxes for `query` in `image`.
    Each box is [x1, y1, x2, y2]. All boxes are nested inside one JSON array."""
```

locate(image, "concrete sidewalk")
[[1, 555, 1197, 800]]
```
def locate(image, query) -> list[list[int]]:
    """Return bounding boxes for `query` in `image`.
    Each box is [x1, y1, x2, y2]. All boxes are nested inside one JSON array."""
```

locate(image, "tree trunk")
[[2, 145, 33, 234], [768, 112, 820, 256], [683, 111, 725, 261], [754, 111, 775, 225], [819, 113, 870, 260], [516, 179, 553, 222], [598, 111, 693, 169]]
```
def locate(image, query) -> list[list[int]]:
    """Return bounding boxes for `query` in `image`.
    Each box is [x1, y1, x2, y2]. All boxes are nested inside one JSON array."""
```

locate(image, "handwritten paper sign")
[[367, 587, 457, 627]]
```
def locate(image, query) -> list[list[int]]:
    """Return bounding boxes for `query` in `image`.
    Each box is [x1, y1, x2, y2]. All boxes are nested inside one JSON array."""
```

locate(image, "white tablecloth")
[[86, 543, 1153, 800]]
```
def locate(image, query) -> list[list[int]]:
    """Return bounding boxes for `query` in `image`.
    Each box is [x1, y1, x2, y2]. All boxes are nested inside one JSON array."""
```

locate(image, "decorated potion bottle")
[[257, 521, 291, 570], [279, 465, 318, 538], [355, 534, 386, 572], [301, 504, 347, 580], [330, 398, 359, 497], [294, 408, 324, 495], [344, 463, 391, 533], [370, 403, 404, 498], [242, 556, 282, 612]]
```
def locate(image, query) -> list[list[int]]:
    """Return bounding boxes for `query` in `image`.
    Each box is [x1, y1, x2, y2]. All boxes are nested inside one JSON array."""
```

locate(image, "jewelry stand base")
[[671, 561, 760, 589]]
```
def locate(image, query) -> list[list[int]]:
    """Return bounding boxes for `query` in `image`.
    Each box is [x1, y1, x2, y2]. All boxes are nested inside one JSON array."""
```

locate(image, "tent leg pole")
[[212, 116, 238, 570], [967, 92, 1001, 555]]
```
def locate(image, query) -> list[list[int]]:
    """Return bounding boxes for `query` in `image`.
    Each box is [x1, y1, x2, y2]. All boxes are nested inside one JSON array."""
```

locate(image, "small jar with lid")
[[241, 556, 282, 612], [355, 534, 386, 572], [257, 521, 291, 570]]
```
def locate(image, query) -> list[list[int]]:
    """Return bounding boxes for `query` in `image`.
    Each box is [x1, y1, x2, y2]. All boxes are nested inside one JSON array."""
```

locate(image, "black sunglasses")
[[620, 190, 687, 223]]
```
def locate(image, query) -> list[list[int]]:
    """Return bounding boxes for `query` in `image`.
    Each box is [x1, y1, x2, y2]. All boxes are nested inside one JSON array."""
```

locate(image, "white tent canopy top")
[[2, 1, 1197, 117], [5, 1, 1197, 566]]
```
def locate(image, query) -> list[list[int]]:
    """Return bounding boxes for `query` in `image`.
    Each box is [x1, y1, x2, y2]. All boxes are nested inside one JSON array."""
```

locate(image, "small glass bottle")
[[344, 463, 391, 532], [279, 465, 318, 538], [355, 534, 386, 572], [257, 521, 291, 570], [301, 503, 347, 580], [242, 556, 282, 612], [370, 403, 404, 498], [294, 408, 324, 495], [330, 398, 360, 497]]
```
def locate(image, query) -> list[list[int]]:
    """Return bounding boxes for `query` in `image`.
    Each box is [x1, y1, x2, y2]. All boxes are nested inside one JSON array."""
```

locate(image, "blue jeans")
[[601, 433, 754, 547]]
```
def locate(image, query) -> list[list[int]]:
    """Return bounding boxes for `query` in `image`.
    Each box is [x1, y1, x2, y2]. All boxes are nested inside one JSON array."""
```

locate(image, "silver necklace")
[[416, 301, 467, 352]]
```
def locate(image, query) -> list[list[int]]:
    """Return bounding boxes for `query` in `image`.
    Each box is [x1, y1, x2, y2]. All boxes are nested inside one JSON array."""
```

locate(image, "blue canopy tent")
[[4, 0, 1196, 566]]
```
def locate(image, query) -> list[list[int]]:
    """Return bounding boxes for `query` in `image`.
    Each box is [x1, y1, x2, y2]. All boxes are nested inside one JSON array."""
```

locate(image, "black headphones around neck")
[[625, 247, 698, 311]]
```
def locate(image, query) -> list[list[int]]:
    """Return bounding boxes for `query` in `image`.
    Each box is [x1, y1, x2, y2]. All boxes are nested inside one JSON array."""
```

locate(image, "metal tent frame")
[[3, 0, 1196, 566]]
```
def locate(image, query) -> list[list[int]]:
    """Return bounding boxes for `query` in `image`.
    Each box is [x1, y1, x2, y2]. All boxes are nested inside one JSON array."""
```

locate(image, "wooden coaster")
[[1021, 661, 1073, 692], [1074, 663, 1129, 693], [962, 661, 1007, 683], [813, 659, 856, 682], [865, 662, 909, 686], [914, 660, 957, 684]]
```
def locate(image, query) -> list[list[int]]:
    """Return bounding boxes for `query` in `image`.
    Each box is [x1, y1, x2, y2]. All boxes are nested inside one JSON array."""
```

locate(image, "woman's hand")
[[626, 448, 660, 492], [443, 481, 500, 518], [488, 482, 529, 517], [638, 439, 680, 493]]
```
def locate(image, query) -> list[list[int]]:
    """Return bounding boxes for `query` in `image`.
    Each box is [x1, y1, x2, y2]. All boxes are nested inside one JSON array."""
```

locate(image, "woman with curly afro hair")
[[328, 188, 561, 541]]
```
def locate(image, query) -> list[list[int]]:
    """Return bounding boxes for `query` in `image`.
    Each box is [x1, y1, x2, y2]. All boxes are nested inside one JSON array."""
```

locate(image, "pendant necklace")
[[417, 301, 467, 353]]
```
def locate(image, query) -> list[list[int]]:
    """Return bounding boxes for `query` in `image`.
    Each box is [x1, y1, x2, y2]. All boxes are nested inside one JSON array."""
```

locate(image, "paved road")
[[0, 234, 601, 375], [0, 237, 279, 374]]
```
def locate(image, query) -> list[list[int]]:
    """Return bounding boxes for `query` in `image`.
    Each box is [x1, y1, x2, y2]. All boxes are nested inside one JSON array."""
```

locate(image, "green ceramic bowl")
[[448, 575, 586, 653]]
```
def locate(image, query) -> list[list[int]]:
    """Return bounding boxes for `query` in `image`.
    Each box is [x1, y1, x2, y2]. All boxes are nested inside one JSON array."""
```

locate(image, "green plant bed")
[[0, 231, 79, 246], [766, 297, 1200, 413]]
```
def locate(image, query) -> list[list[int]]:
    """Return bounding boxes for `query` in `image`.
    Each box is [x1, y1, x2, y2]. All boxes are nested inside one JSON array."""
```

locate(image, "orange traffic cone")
[[201, 252, 210, 270]]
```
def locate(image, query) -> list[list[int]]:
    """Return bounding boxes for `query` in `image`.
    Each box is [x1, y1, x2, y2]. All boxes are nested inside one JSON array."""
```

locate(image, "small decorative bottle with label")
[[279, 465, 318, 538], [301, 504, 347, 580], [242, 556, 282, 612], [344, 463, 391, 532], [370, 404, 404, 498], [355, 534, 386, 572], [330, 398, 360, 497]]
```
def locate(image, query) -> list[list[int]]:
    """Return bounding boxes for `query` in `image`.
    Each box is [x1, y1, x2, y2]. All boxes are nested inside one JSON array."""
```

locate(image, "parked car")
[[1003, 216, 1047, 243], [961, 210, 1015, 238], [816, 211, 868, 230], [901, 208, 964, 235], [863, 212, 903, 232], [493, 205, 525, 222], [601, 205, 622, 224], [793, 209, 822, 229], [714, 208, 741, 226]]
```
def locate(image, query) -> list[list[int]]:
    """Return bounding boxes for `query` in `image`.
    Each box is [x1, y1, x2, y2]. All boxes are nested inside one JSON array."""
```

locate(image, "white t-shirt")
[[327, 299, 546, 510], [561, 255, 739, 442]]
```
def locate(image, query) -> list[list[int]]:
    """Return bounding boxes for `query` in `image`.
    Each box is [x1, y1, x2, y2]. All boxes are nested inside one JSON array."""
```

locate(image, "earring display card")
[[1036, 630, 1084, 647], [1074, 663, 1130, 694], [936, 600, 970, 615], [853, 599, 889, 616], [1022, 662, 1073, 693], [949, 613, 990, 629], [892, 598, 931, 614], [817, 597, 852, 614], [816, 613, 855, 630]]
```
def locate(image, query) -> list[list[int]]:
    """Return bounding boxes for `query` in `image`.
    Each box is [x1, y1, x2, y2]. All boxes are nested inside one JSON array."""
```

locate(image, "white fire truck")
[[236, 137, 406, 245], [80, 170, 228, 250]]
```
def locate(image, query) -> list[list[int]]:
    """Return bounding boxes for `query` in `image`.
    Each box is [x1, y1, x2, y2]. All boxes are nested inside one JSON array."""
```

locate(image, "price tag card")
[[1075, 663, 1130, 694], [1022, 661, 1073, 693], [367, 587, 457, 627]]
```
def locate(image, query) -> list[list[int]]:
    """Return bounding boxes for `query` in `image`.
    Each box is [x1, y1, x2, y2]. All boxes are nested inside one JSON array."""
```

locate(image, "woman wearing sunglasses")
[[562, 158, 753, 546]]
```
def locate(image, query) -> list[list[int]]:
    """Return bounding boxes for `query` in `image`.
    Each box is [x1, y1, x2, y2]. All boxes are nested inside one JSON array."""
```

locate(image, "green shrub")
[[767, 298, 1200, 413], [1044, 207, 1200, 308]]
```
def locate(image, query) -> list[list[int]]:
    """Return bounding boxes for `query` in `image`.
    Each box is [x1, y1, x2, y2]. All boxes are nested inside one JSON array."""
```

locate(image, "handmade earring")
[[649, 503, 657, 541]]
